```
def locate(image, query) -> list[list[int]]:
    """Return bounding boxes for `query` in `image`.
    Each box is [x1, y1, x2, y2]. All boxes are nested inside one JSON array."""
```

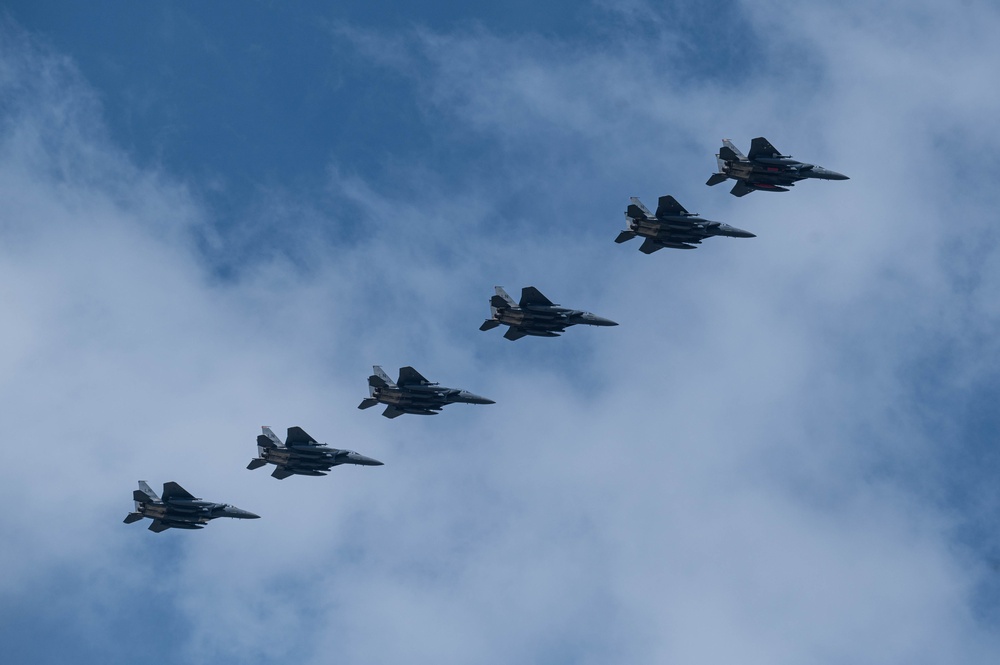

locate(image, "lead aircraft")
[[706, 137, 849, 196]]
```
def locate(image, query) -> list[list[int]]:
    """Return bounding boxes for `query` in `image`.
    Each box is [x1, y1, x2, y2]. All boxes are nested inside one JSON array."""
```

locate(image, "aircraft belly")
[[380, 392, 405, 405], [267, 451, 292, 464], [499, 312, 529, 326]]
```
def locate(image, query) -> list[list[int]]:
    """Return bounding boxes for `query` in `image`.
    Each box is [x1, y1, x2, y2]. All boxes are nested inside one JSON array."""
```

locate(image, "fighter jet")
[[358, 366, 495, 418], [706, 137, 849, 197], [479, 286, 618, 341], [616, 195, 755, 252], [247, 426, 383, 479], [123, 481, 259, 533]]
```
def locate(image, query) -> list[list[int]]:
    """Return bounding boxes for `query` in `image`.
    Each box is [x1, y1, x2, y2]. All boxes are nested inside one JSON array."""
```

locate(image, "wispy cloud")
[[2, 3, 1000, 663]]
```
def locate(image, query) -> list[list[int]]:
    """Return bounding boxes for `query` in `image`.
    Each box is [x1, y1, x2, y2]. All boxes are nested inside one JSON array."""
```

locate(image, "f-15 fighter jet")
[[247, 426, 383, 479], [616, 195, 755, 252], [706, 137, 849, 196], [479, 286, 618, 341], [123, 481, 259, 532], [358, 366, 495, 418]]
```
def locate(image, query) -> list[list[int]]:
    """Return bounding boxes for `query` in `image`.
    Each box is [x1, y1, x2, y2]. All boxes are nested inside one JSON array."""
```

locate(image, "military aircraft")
[[480, 286, 618, 341], [358, 366, 495, 418], [123, 481, 259, 532], [616, 195, 755, 252], [706, 137, 849, 196], [247, 426, 383, 479]]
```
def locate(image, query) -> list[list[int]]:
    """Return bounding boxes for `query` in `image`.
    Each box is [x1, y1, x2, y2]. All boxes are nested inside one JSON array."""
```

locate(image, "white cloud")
[[2, 3, 1000, 663]]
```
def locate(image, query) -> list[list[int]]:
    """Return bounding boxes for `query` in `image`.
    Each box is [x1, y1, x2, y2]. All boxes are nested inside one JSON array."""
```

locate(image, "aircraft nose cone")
[[460, 391, 495, 405], [225, 507, 260, 519], [580, 314, 618, 326], [351, 453, 385, 466], [816, 168, 849, 180], [720, 225, 756, 238]]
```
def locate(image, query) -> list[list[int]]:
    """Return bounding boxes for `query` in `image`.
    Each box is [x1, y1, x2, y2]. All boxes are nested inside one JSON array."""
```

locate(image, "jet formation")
[[123, 481, 259, 532], [706, 137, 848, 197], [126, 135, 847, 534], [358, 366, 495, 418], [247, 426, 383, 479], [616, 195, 755, 252], [480, 286, 618, 341]]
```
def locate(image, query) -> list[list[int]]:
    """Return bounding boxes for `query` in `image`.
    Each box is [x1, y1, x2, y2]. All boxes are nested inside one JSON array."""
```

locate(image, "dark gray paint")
[[706, 137, 849, 196]]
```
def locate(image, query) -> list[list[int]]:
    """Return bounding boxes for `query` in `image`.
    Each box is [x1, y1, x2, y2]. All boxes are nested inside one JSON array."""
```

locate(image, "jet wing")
[[382, 406, 406, 419], [148, 520, 172, 533], [748, 137, 781, 160], [655, 195, 688, 217], [730, 181, 754, 197], [162, 482, 196, 502], [286, 426, 316, 445], [519, 287, 554, 308], [504, 328, 528, 341], [397, 366, 430, 386], [639, 238, 664, 254]]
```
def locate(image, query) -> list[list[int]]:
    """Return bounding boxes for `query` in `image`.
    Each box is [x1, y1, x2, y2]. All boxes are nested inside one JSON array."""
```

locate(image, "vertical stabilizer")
[[260, 426, 282, 446], [628, 197, 654, 218], [372, 365, 395, 387], [494, 286, 517, 308], [721, 138, 747, 161], [137, 480, 159, 501]]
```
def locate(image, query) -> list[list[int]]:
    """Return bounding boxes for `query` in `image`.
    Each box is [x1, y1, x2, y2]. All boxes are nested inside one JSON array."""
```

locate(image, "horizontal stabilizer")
[[247, 458, 268, 471], [615, 230, 637, 244], [358, 398, 379, 410], [256, 434, 277, 449], [271, 467, 295, 480], [706, 173, 729, 186], [490, 295, 509, 310], [123, 512, 144, 524], [480, 319, 501, 331], [133, 489, 152, 503]]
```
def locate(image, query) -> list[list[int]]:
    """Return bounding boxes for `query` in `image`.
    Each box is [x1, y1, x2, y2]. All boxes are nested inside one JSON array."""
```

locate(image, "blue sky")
[[2, 2, 1000, 664]]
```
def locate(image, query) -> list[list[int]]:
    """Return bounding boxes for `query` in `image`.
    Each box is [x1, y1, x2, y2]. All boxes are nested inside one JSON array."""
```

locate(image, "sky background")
[[2, 1, 1000, 663]]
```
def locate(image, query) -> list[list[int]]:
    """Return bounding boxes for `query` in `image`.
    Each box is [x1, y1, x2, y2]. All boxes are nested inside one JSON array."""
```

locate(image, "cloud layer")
[[1, 3, 999, 663]]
